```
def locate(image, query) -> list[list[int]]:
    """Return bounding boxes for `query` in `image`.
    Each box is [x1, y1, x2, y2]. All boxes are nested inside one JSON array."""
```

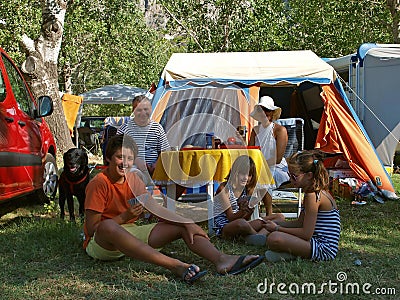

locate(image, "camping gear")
[[151, 51, 397, 200], [72, 84, 147, 153], [272, 118, 305, 217], [76, 84, 147, 135]]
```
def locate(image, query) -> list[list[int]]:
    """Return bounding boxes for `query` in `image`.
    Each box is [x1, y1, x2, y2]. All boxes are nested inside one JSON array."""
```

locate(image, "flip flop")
[[218, 255, 265, 276], [182, 264, 208, 284]]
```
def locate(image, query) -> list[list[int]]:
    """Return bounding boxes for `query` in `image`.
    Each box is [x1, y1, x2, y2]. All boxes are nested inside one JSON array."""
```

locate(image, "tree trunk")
[[386, 0, 400, 43], [20, 0, 74, 156]]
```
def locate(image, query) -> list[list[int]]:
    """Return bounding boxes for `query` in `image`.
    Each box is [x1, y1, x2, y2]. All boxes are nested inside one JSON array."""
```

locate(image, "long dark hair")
[[225, 155, 258, 194]]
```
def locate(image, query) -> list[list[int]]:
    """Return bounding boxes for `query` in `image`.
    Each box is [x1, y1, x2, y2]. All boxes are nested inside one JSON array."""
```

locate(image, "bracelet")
[[275, 225, 281, 232]]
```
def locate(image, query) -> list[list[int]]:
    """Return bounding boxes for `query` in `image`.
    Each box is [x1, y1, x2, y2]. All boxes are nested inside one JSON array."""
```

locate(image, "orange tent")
[[317, 84, 392, 192]]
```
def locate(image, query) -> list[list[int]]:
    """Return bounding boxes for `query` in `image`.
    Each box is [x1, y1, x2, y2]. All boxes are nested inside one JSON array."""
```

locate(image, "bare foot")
[[263, 213, 285, 222], [171, 262, 194, 278]]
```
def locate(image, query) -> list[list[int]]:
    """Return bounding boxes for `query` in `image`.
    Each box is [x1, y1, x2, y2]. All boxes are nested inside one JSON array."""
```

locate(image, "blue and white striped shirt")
[[309, 192, 341, 261], [117, 119, 170, 165]]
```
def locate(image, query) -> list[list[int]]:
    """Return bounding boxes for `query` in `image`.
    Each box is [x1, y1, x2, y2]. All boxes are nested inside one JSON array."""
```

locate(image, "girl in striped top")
[[264, 150, 341, 262], [213, 155, 283, 245]]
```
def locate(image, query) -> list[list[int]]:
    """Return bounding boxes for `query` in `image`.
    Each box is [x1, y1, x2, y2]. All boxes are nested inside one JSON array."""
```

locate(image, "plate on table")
[[180, 147, 205, 150], [220, 145, 261, 149]]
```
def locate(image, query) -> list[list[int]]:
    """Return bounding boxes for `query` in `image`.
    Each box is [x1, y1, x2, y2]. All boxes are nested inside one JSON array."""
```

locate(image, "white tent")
[[71, 84, 147, 148], [75, 84, 147, 126], [80, 84, 147, 104]]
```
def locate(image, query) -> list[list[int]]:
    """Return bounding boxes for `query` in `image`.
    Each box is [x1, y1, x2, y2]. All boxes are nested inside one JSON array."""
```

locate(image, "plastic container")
[[206, 133, 215, 149]]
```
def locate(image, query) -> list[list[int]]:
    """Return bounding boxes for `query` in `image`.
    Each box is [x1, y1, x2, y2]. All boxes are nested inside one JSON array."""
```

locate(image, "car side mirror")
[[36, 95, 53, 117]]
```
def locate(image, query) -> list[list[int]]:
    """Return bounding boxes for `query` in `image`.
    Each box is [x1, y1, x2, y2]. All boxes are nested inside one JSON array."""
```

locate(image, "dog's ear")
[[63, 148, 73, 161]]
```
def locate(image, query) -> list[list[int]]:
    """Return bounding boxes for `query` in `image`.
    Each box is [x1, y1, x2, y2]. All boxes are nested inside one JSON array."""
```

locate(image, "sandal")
[[182, 264, 208, 284], [217, 255, 265, 276]]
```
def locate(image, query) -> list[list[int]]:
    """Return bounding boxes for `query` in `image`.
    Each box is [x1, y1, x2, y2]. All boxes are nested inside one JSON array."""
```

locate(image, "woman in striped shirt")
[[263, 150, 341, 262]]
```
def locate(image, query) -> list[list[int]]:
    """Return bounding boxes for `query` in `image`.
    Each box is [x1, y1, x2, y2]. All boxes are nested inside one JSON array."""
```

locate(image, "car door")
[[0, 52, 43, 200]]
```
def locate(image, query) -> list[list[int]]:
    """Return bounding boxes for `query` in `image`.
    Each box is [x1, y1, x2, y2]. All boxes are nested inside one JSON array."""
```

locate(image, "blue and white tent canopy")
[[80, 84, 147, 104]]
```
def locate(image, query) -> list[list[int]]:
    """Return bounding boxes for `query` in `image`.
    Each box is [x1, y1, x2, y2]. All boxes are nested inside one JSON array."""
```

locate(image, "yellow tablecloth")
[[152, 149, 274, 186]]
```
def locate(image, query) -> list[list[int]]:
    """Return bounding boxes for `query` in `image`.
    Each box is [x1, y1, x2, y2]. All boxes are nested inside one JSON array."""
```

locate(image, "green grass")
[[1, 176, 399, 299]]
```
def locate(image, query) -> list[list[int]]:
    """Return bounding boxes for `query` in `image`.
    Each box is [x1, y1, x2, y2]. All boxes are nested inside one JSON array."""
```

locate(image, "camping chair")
[[164, 181, 219, 235], [272, 118, 305, 218], [78, 127, 100, 155], [101, 116, 130, 164]]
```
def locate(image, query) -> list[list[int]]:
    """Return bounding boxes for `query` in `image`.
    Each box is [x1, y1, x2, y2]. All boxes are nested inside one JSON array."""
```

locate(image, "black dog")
[[59, 148, 90, 221]]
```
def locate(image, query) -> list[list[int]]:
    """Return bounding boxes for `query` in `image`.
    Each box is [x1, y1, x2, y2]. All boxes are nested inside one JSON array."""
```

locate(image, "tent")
[[326, 43, 400, 172], [151, 51, 397, 198], [63, 84, 147, 148], [80, 84, 147, 104], [75, 84, 147, 128]]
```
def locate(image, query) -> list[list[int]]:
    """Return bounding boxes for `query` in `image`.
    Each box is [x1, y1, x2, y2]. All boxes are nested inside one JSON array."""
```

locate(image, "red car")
[[0, 47, 57, 215]]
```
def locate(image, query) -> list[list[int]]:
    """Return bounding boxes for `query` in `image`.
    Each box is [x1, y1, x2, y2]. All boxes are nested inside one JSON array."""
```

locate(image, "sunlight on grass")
[[0, 176, 399, 299]]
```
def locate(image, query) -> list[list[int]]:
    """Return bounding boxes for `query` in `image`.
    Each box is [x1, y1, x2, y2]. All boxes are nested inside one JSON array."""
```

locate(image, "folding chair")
[[78, 127, 100, 155], [160, 181, 219, 235], [101, 116, 130, 164], [272, 118, 305, 218]]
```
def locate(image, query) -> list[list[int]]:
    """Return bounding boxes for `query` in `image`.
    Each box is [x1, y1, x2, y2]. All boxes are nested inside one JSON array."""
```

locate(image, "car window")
[[80, 117, 105, 132], [2, 54, 33, 116]]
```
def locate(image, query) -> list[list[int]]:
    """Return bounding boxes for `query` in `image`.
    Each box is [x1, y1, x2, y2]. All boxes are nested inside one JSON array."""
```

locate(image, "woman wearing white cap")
[[249, 96, 290, 188]]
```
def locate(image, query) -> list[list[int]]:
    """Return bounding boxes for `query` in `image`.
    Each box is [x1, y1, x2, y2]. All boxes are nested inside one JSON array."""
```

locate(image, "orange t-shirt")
[[83, 170, 147, 248]]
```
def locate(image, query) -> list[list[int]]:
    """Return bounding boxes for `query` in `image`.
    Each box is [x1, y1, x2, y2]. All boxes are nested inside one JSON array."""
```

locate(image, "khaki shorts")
[[86, 223, 157, 261]]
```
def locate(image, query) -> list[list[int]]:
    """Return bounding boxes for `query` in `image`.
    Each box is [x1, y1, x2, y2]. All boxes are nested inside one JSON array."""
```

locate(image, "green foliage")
[[0, 0, 176, 120], [43, 200, 59, 215], [82, 103, 132, 118], [283, 0, 393, 57], [0, 0, 397, 119], [0, 0, 42, 64], [160, 0, 290, 52], [160, 0, 394, 57], [60, 0, 174, 97]]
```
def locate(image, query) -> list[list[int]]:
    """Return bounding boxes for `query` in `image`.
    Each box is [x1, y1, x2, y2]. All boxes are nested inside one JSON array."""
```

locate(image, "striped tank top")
[[310, 191, 341, 261], [213, 183, 245, 235]]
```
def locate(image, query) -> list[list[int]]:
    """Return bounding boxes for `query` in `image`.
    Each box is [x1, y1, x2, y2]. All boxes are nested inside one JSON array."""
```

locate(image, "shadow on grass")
[[0, 193, 399, 299]]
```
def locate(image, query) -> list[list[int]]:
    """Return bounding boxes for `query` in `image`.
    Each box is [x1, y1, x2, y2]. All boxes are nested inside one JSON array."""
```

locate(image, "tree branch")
[[160, 4, 204, 51]]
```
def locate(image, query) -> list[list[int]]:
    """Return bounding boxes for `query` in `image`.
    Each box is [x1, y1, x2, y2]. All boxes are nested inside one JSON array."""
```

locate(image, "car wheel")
[[37, 153, 58, 203]]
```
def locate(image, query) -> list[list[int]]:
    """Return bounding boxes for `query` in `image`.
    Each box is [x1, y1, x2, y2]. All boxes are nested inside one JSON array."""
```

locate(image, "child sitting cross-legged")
[[213, 155, 284, 246], [83, 135, 265, 285], [263, 150, 341, 262]]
